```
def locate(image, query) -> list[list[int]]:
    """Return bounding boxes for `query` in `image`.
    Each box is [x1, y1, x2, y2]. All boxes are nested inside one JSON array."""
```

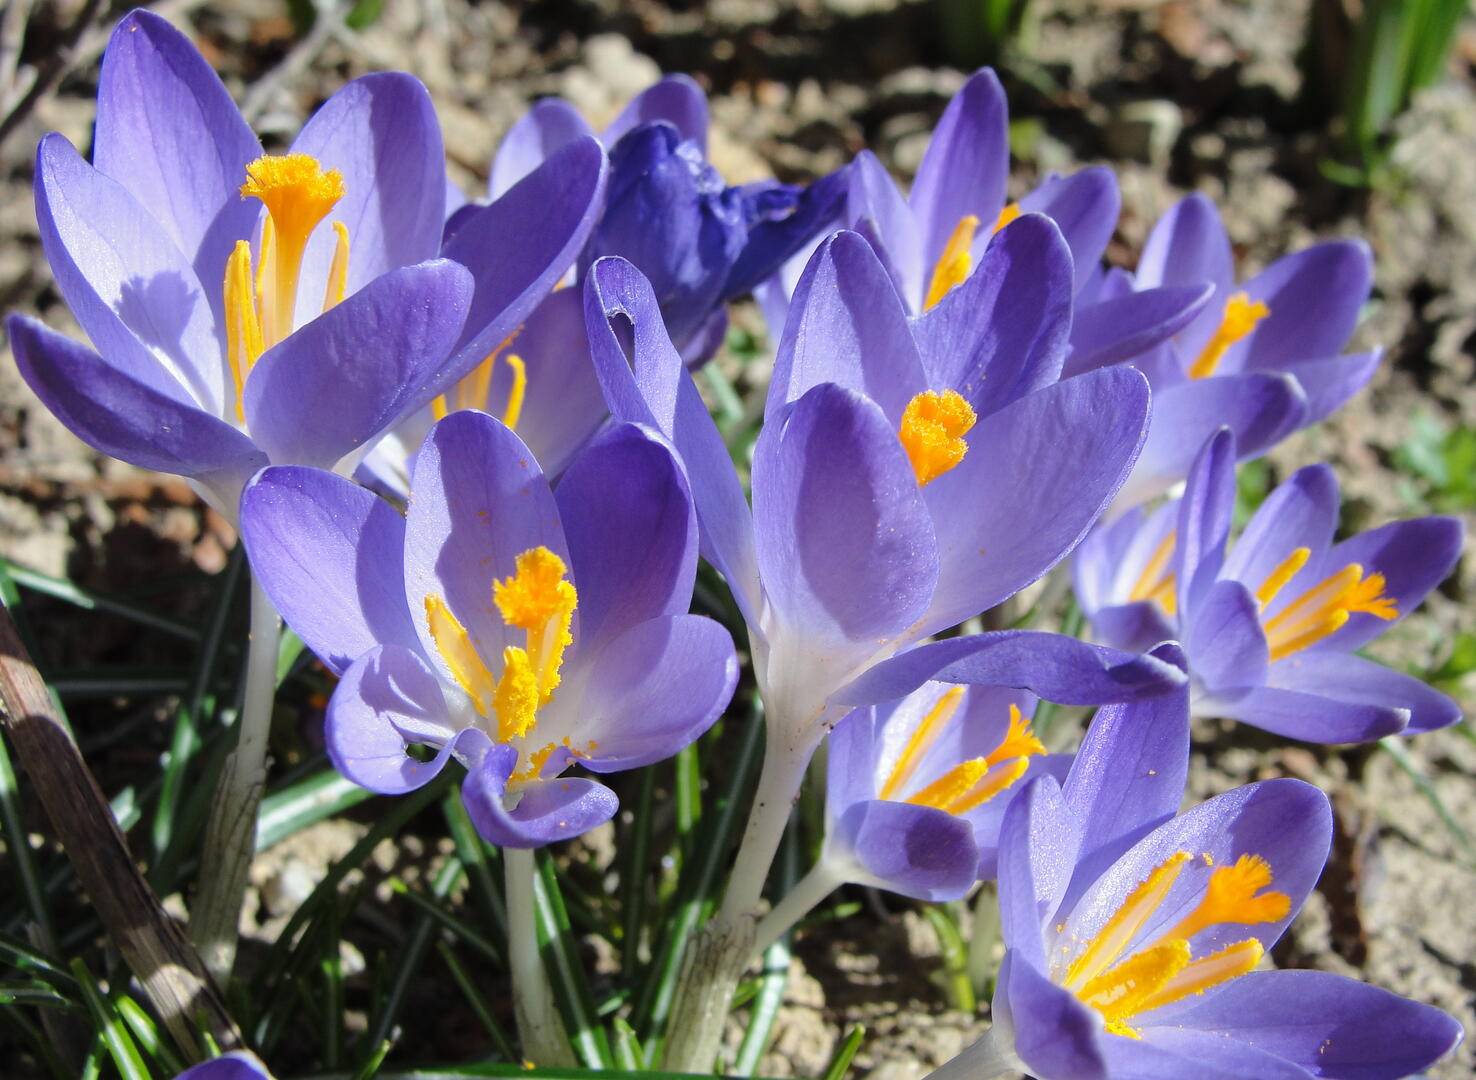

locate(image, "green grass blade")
[[389, 877, 504, 967], [820, 1023, 866, 1080], [533, 851, 613, 1068], [256, 770, 374, 852], [364, 857, 465, 1055], [0, 555, 199, 641], [116, 994, 187, 1077], [1378, 736, 1474, 864], [0, 731, 56, 951], [69, 959, 151, 1080], [619, 766, 657, 977], [442, 795, 508, 953], [922, 904, 976, 1013], [435, 941, 517, 1061]]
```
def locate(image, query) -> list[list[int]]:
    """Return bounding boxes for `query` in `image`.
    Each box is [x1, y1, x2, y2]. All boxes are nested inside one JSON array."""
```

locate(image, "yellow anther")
[[986, 704, 1046, 766], [241, 152, 345, 346], [322, 221, 350, 313], [991, 202, 1021, 234], [1134, 939, 1263, 1015], [501, 355, 528, 431], [1065, 852, 1190, 990], [1164, 854, 1290, 943], [1079, 938, 1191, 1035], [898, 389, 977, 486], [944, 756, 1031, 815], [906, 759, 990, 810], [425, 594, 498, 717], [1188, 292, 1270, 380], [880, 686, 966, 800], [1262, 563, 1397, 663], [924, 215, 981, 310], [494, 547, 577, 703], [223, 239, 264, 423], [1255, 547, 1310, 611], [1127, 529, 1178, 616], [493, 646, 540, 742]]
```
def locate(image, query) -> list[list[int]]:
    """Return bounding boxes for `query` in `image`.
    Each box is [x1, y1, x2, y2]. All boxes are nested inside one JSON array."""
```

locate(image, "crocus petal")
[[1285, 349, 1380, 425], [1238, 241, 1374, 371], [1174, 427, 1237, 615], [909, 69, 1009, 306], [461, 745, 619, 848], [1087, 602, 1178, 656], [1062, 643, 1190, 890], [569, 614, 738, 771], [175, 1051, 274, 1080], [768, 230, 925, 420], [1116, 372, 1307, 509], [36, 133, 222, 411], [996, 777, 1078, 969], [585, 256, 761, 622], [243, 259, 473, 469], [847, 150, 923, 303], [1099, 1029, 1313, 1080], [446, 136, 607, 366], [240, 465, 417, 675], [1269, 652, 1460, 735], [914, 213, 1073, 416], [556, 422, 697, 650], [1313, 516, 1463, 652], [489, 98, 594, 199], [834, 799, 980, 901], [403, 410, 568, 682], [1222, 464, 1339, 590], [1185, 579, 1269, 692], [1017, 167, 1119, 294], [1134, 192, 1234, 355], [93, 9, 260, 311], [998, 948, 1108, 1080], [1148, 970, 1464, 1080], [1072, 506, 1151, 616], [604, 75, 708, 152], [752, 383, 938, 653], [1197, 683, 1407, 743], [327, 645, 486, 794], [1063, 284, 1213, 378], [8, 315, 265, 508], [839, 631, 1186, 708], [723, 164, 853, 301], [289, 72, 447, 323], [922, 366, 1150, 631]]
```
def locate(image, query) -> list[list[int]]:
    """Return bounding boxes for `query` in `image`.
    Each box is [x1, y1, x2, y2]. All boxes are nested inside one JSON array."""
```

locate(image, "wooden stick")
[[0, 603, 241, 1059]]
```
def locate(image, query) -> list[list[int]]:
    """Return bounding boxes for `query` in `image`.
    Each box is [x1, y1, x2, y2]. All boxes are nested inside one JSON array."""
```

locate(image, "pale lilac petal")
[[996, 778, 1078, 969], [1285, 350, 1380, 425], [604, 75, 708, 151], [243, 259, 473, 469], [462, 745, 618, 847], [1064, 284, 1213, 379], [835, 799, 979, 901], [1017, 167, 1120, 294], [847, 150, 923, 304], [1222, 464, 1339, 591], [489, 98, 593, 199], [1197, 684, 1407, 743], [1088, 603, 1179, 656], [239, 465, 417, 675], [1269, 652, 1460, 735], [1238, 241, 1374, 371], [1134, 192, 1234, 355], [1072, 508, 1152, 617], [1185, 580, 1268, 692], [1099, 1030, 1312, 1080], [999, 948, 1108, 1080], [1174, 427, 1237, 615]]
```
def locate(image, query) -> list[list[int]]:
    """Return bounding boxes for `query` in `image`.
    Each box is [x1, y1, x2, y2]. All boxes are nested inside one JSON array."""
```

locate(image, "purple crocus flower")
[[1074, 193, 1379, 508], [1075, 429, 1464, 742], [8, 10, 605, 521], [757, 68, 1210, 371], [174, 1053, 272, 1080], [239, 410, 737, 846], [933, 655, 1462, 1080]]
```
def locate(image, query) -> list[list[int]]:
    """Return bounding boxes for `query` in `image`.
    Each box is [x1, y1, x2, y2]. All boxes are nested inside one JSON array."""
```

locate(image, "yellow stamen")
[[501, 355, 528, 430], [1163, 854, 1290, 943], [492, 646, 539, 741], [1079, 939, 1190, 1034], [924, 215, 980, 310], [1262, 564, 1397, 663], [431, 332, 522, 420], [944, 756, 1031, 815], [1127, 529, 1178, 616], [223, 239, 264, 423], [431, 395, 449, 421], [906, 759, 990, 810], [322, 222, 350, 312], [1134, 940, 1264, 1015], [509, 736, 599, 786], [879, 686, 966, 800], [992, 202, 1021, 234], [1255, 547, 1310, 611], [240, 152, 345, 346], [425, 594, 497, 717], [898, 389, 977, 486], [1065, 852, 1190, 990], [1188, 292, 1270, 380], [255, 215, 275, 333], [493, 547, 577, 702], [986, 704, 1047, 766]]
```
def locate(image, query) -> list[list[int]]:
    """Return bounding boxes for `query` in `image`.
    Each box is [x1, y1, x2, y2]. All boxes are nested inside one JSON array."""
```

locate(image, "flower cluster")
[[11, 10, 1464, 1079]]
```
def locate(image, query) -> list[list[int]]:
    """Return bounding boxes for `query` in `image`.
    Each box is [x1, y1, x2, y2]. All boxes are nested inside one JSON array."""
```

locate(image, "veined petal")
[[1185, 580, 1269, 693], [997, 778, 1079, 971], [1174, 428, 1237, 616], [8, 315, 265, 511], [461, 746, 618, 848], [999, 945, 1109, 1080], [1098, 1028, 1313, 1080], [1017, 167, 1120, 295], [1222, 464, 1339, 594], [288, 72, 447, 324], [1134, 192, 1235, 356], [914, 213, 1073, 416], [93, 9, 260, 320], [489, 97, 594, 199], [36, 133, 222, 412], [243, 259, 473, 469], [174, 1051, 274, 1080], [1064, 284, 1213, 379], [1268, 652, 1460, 735], [723, 164, 853, 302], [1285, 349, 1380, 426], [240, 465, 418, 675]]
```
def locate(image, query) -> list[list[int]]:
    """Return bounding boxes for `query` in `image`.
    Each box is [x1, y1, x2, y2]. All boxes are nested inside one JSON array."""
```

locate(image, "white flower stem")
[[925, 1024, 1024, 1080], [749, 857, 845, 959], [190, 573, 279, 985], [505, 846, 575, 1066]]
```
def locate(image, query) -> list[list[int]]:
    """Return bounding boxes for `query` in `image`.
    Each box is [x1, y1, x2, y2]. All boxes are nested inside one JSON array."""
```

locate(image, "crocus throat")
[[424, 546, 581, 785], [898, 389, 976, 486], [223, 153, 348, 421], [1188, 292, 1270, 379], [431, 334, 525, 425], [1060, 851, 1291, 1038], [1256, 550, 1397, 663], [880, 696, 1045, 816]]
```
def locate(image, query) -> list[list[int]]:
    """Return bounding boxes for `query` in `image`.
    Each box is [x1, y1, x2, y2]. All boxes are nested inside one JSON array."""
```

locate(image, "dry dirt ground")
[[1, 0, 1473, 1076]]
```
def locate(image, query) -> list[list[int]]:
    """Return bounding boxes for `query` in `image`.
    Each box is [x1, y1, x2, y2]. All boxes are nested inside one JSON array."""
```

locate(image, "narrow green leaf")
[[922, 904, 976, 1013], [1378, 736, 1474, 864], [69, 959, 151, 1080], [256, 769, 374, 852], [533, 851, 613, 1068], [619, 766, 657, 977], [365, 858, 465, 1053], [0, 733, 56, 951], [820, 1023, 866, 1080], [0, 556, 199, 640], [435, 941, 517, 1061], [116, 994, 187, 1077]]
